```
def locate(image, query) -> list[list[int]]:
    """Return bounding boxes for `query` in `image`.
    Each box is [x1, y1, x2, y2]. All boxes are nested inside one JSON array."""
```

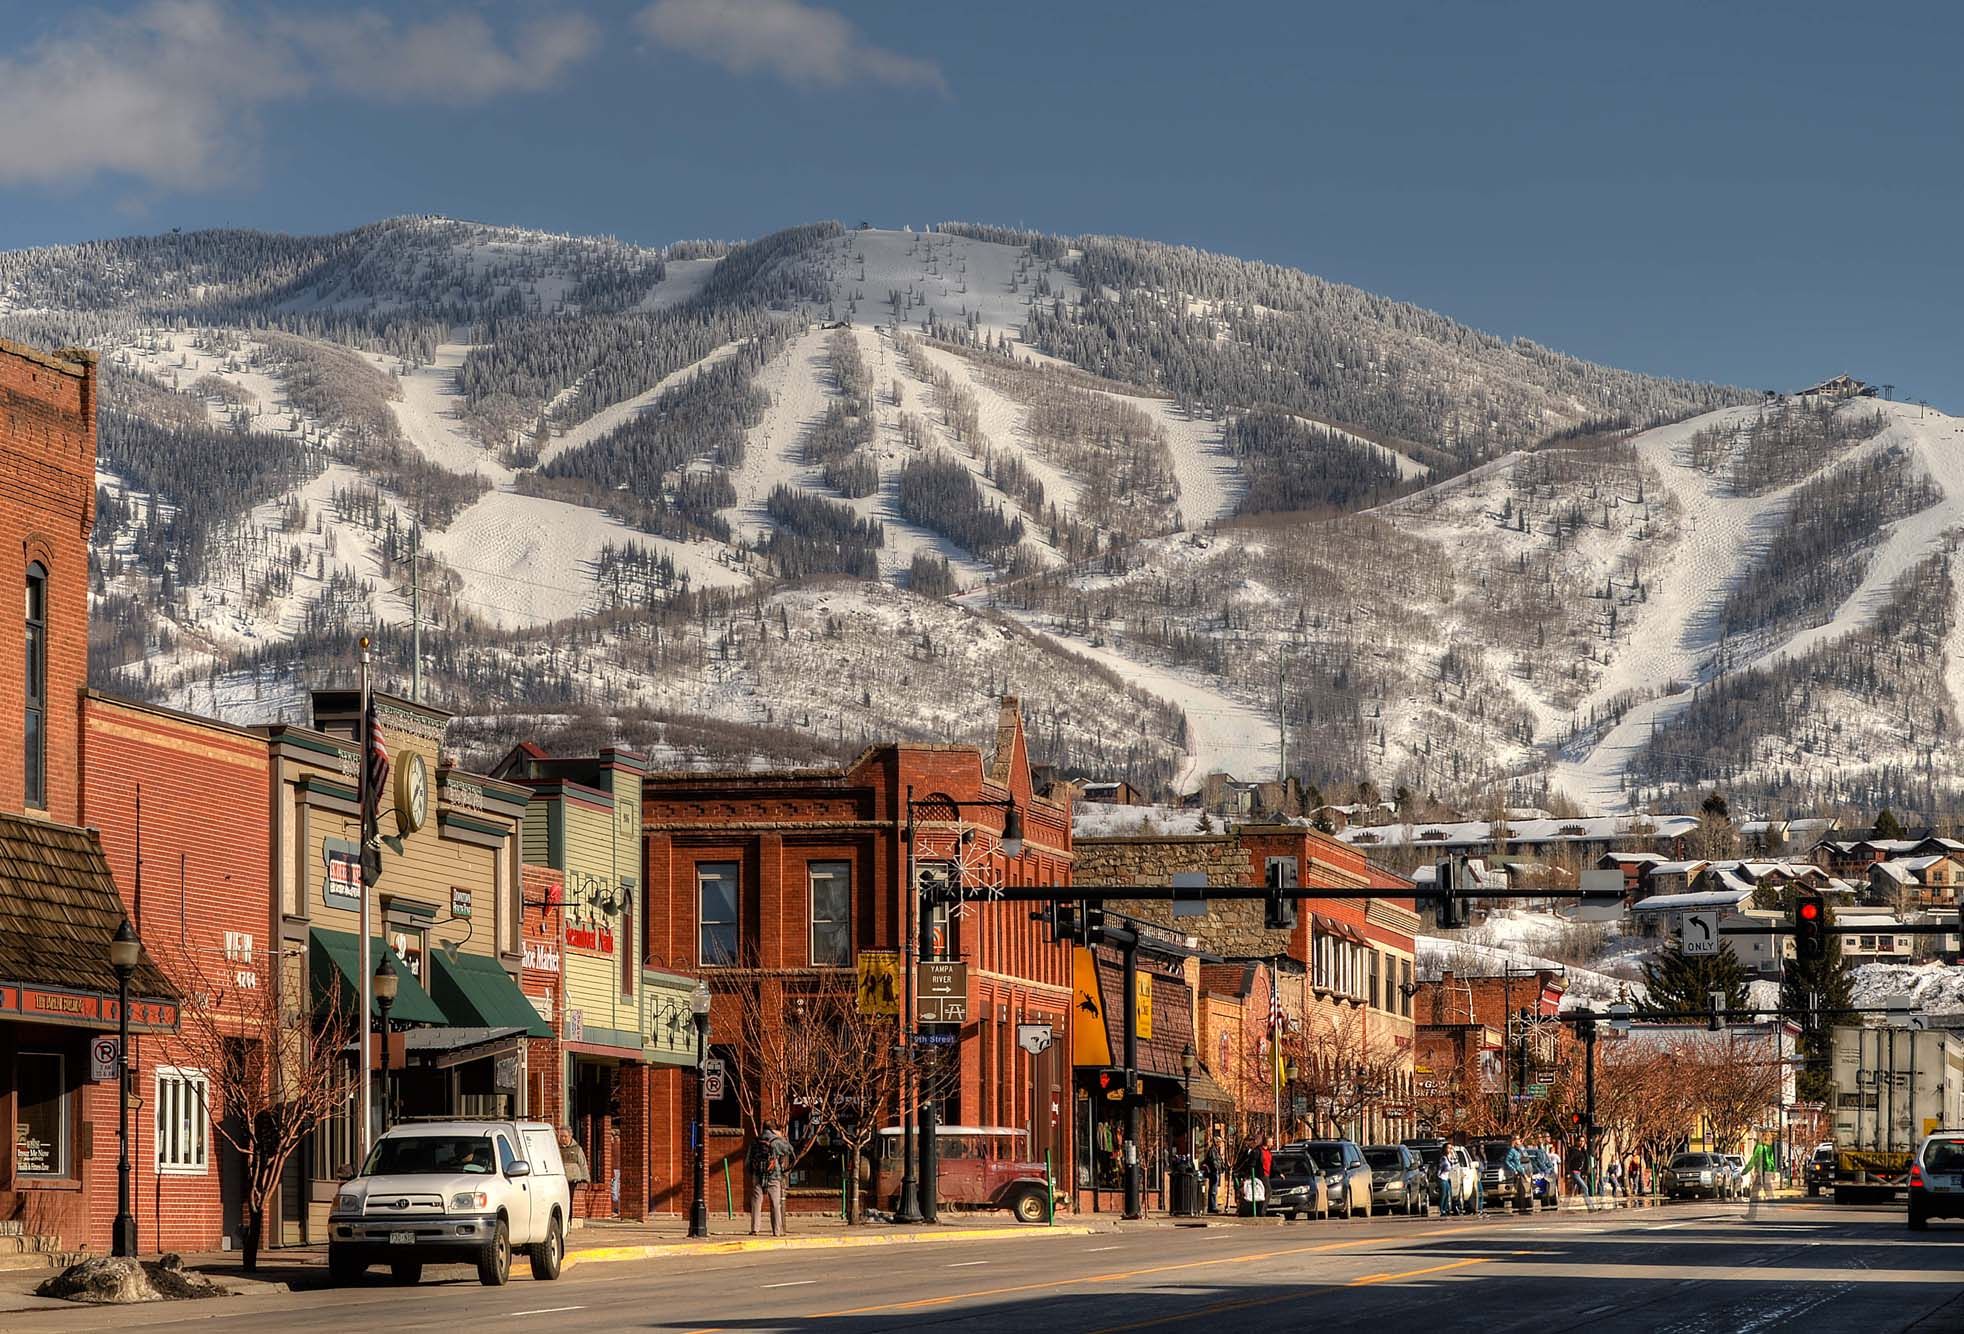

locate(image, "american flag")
[[363, 695, 391, 831]]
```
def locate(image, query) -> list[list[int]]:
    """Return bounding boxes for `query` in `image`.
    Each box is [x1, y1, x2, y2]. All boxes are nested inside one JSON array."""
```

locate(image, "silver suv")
[[329, 1119, 571, 1286]]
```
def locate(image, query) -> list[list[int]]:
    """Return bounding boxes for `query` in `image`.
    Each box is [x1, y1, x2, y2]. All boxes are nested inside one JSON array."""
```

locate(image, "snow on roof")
[[1786, 818, 1840, 838], [1414, 936, 1637, 1007], [1708, 868, 1757, 897], [1872, 861, 1915, 884], [1631, 887, 1754, 912], [1340, 814, 1700, 848], [1603, 852, 1667, 865], [1738, 820, 1788, 836], [1647, 860, 1709, 876]]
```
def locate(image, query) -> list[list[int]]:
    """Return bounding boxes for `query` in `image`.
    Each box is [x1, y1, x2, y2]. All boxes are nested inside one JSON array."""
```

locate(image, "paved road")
[[11, 1200, 1962, 1332]]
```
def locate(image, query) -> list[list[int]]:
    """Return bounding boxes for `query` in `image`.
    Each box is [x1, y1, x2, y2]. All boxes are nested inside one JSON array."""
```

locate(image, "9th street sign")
[[915, 960, 970, 1025]]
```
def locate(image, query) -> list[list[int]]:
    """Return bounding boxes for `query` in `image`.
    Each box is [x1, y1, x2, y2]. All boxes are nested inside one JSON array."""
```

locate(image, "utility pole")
[[1121, 937, 1142, 1220]]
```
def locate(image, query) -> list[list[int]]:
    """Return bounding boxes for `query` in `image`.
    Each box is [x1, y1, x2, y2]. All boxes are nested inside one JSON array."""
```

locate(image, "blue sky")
[[2, 0, 1958, 406]]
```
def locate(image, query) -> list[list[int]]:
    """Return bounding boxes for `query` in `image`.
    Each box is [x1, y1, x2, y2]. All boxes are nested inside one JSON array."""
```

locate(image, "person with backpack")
[[748, 1122, 792, 1236]]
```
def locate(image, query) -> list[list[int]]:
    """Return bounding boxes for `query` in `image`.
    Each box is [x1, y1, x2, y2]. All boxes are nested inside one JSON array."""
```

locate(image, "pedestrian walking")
[[748, 1122, 792, 1236], [1202, 1127, 1226, 1213], [1506, 1136, 1531, 1210], [1437, 1152, 1456, 1216]]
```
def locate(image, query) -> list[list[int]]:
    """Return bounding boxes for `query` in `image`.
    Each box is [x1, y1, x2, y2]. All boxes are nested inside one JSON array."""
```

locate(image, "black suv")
[[1805, 1144, 1836, 1198]]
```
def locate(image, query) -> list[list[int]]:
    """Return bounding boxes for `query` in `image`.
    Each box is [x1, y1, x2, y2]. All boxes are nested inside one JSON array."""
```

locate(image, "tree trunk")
[[845, 1150, 862, 1225], [242, 1203, 262, 1272]]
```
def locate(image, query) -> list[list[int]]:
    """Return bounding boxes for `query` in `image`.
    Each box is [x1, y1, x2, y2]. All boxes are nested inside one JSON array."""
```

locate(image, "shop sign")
[[523, 941, 561, 973], [450, 887, 473, 920], [566, 921, 615, 954], [322, 837, 361, 911], [566, 1009, 585, 1043], [1135, 971, 1153, 1040], [494, 1055, 519, 1091], [0, 984, 178, 1032]]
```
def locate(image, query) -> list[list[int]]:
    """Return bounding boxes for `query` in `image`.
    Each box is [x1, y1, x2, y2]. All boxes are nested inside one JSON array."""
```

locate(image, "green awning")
[[309, 928, 448, 1025], [428, 948, 551, 1038]]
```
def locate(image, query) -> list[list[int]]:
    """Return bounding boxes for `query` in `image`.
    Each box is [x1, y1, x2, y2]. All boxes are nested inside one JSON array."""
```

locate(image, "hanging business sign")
[[322, 837, 362, 912], [1135, 971, 1154, 1041], [856, 951, 900, 1017]]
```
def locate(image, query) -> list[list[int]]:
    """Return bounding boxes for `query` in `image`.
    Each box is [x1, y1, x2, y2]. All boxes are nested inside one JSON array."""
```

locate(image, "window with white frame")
[[154, 1067, 210, 1174], [809, 861, 851, 966]]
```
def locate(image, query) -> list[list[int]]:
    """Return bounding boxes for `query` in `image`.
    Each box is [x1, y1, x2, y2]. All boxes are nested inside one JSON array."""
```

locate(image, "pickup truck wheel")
[[478, 1218, 511, 1286], [1806, 1183, 1819, 1198], [1010, 1188, 1048, 1224], [529, 1213, 564, 1280], [327, 1248, 365, 1285], [389, 1262, 422, 1285]]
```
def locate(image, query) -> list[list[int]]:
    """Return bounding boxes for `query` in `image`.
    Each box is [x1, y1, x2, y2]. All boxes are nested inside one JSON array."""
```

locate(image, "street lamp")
[[373, 955, 399, 1133], [689, 981, 712, 1239], [109, 920, 140, 1258], [1181, 1042, 1196, 1156]]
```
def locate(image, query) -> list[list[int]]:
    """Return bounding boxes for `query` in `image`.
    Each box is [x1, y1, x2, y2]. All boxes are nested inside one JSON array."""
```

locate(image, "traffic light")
[[1055, 902, 1081, 944], [1083, 903, 1108, 946], [1264, 860, 1298, 930], [1572, 1010, 1597, 1044], [1794, 891, 1826, 962], [1434, 857, 1464, 930], [1032, 901, 1059, 941]]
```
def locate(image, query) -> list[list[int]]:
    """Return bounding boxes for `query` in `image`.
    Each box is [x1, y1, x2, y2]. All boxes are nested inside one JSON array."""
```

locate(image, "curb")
[[564, 1224, 1096, 1268]]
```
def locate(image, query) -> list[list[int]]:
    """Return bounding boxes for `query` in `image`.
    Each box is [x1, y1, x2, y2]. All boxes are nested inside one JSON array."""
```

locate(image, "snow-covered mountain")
[[16, 214, 1951, 805]]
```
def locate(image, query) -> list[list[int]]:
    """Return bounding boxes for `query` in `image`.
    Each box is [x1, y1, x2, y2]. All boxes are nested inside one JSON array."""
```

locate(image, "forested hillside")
[[11, 211, 1950, 809]]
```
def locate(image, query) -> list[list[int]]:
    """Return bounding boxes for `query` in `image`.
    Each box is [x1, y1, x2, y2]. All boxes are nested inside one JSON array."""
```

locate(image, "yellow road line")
[[565, 1224, 1094, 1269], [1349, 1257, 1489, 1286]]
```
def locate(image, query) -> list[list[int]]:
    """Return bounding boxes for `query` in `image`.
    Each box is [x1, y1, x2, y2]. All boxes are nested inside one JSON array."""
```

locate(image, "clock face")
[[397, 753, 429, 833]]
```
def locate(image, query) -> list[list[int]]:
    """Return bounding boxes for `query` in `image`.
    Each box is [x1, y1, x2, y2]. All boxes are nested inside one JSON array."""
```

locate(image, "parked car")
[[1805, 1143, 1837, 1198], [1289, 1140, 1373, 1219], [1719, 1154, 1748, 1199], [1908, 1129, 1964, 1229], [870, 1126, 1058, 1223], [1268, 1149, 1331, 1220], [328, 1119, 569, 1286], [1475, 1138, 1535, 1212], [1363, 1144, 1430, 1216], [1664, 1152, 1724, 1200]]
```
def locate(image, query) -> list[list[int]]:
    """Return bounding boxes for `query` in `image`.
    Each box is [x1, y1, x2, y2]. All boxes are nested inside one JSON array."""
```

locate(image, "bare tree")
[[162, 944, 358, 1271]]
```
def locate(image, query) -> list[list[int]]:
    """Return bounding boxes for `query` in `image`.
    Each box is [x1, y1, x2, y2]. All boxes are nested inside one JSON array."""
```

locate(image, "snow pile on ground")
[[1071, 803, 1222, 838], [1851, 962, 1964, 1014]]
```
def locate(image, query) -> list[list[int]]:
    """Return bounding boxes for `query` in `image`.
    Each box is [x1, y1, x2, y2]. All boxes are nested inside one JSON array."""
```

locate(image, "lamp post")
[[689, 982, 711, 1239], [109, 920, 140, 1258], [1181, 1041, 1196, 1156], [373, 955, 399, 1133]]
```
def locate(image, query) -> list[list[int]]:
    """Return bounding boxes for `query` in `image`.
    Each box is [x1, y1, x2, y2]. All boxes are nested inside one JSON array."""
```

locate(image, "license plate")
[[389, 1231, 415, 1246]]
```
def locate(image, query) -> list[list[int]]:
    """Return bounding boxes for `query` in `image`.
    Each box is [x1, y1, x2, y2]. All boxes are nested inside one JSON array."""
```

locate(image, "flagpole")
[[357, 635, 373, 1156]]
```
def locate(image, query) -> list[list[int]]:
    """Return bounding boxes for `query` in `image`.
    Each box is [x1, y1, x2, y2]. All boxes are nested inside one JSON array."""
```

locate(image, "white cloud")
[[0, 2, 600, 190], [637, 0, 947, 94], [284, 10, 601, 105], [0, 0, 296, 189]]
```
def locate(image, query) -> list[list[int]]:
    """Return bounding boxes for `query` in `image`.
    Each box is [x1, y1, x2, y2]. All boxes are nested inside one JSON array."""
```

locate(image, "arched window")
[[24, 562, 47, 809]]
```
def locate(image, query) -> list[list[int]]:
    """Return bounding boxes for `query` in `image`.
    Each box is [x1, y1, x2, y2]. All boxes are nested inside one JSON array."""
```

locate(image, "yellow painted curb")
[[564, 1224, 1096, 1269]]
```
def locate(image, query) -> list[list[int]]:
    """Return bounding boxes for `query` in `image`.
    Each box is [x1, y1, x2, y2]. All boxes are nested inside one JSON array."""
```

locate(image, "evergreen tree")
[[1872, 807, 1907, 840], [1637, 939, 1749, 1018]]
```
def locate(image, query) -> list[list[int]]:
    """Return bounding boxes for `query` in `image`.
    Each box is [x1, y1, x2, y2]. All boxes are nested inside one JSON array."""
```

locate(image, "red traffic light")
[[1798, 901, 1820, 921]]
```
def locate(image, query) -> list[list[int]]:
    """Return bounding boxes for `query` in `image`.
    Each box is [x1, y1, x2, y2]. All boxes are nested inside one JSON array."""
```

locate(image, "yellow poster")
[[1136, 970, 1153, 1040], [856, 950, 899, 1016], [1071, 947, 1112, 1067]]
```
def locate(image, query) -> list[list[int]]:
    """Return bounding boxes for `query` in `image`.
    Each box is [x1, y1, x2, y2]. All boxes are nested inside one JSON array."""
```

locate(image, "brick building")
[[1, 336, 180, 1258], [641, 698, 1074, 1215], [78, 693, 273, 1252], [1074, 823, 1420, 1150], [1413, 967, 1569, 1135], [491, 743, 699, 1220]]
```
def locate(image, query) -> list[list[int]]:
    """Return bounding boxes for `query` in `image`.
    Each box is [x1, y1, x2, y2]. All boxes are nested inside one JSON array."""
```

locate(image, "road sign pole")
[[1122, 937, 1142, 1221]]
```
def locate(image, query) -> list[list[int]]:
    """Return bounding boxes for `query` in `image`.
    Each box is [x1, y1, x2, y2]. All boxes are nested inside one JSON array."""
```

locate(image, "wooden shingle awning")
[[0, 811, 178, 1031]]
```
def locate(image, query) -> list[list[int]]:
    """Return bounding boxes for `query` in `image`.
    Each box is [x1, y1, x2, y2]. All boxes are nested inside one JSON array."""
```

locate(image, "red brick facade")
[[78, 693, 273, 1253], [2, 336, 95, 824], [641, 699, 1075, 1215]]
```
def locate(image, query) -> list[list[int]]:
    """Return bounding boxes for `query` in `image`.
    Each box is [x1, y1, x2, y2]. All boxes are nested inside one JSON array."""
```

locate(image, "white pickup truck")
[[329, 1119, 571, 1286]]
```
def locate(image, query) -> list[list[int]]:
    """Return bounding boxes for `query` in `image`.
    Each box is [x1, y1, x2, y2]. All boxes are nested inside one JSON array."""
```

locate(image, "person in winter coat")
[[1202, 1128, 1227, 1213], [748, 1123, 793, 1236], [1505, 1137, 1531, 1209]]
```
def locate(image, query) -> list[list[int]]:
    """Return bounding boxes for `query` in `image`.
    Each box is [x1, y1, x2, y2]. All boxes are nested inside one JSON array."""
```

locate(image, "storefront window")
[[16, 1052, 69, 1177], [155, 1067, 210, 1174], [809, 862, 851, 966], [706, 1043, 741, 1129], [698, 863, 739, 966]]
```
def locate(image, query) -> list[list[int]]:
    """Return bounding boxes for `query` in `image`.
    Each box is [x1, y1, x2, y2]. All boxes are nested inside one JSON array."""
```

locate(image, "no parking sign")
[[90, 1036, 120, 1082]]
